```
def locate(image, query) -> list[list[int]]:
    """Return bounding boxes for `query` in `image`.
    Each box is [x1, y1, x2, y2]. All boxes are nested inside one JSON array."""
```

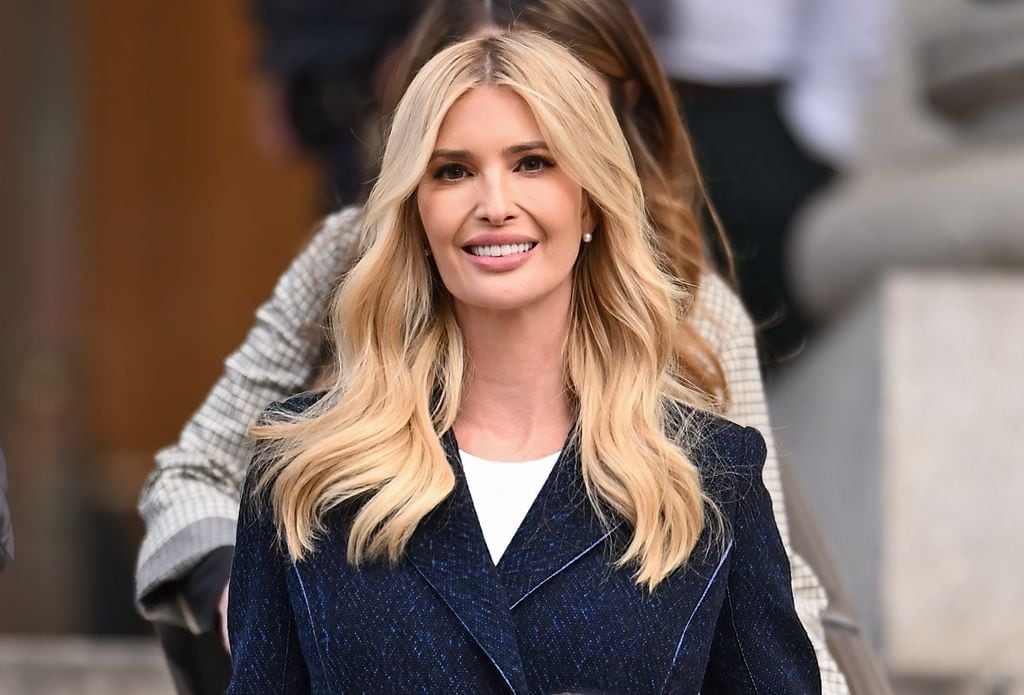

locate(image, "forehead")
[[434, 86, 543, 148]]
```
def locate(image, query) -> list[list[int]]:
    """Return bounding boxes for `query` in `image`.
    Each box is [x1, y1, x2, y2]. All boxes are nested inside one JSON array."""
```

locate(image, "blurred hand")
[[218, 580, 231, 653]]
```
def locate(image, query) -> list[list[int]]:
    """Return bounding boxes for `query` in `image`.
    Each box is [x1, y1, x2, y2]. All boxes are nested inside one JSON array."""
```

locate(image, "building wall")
[[0, 0, 319, 633]]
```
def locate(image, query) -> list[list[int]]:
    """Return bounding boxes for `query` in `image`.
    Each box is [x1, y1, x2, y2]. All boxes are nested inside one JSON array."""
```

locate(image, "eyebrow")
[[504, 141, 549, 155], [429, 141, 550, 159]]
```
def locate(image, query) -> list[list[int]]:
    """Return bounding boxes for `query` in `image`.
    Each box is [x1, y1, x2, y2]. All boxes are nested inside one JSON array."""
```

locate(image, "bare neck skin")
[[453, 294, 573, 463]]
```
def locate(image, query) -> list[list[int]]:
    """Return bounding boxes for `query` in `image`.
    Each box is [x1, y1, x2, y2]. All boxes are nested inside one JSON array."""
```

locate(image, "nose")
[[476, 171, 516, 226]]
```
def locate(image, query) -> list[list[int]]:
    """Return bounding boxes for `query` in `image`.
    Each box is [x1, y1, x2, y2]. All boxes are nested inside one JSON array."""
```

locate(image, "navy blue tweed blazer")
[[227, 395, 821, 694]]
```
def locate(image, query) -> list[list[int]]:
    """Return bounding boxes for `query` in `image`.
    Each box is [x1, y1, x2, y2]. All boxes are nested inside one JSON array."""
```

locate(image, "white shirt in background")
[[460, 449, 561, 564], [654, 0, 891, 167]]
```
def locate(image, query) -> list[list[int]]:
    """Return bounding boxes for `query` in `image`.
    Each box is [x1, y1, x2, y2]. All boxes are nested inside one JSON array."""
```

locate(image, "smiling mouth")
[[465, 242, 537, 257]]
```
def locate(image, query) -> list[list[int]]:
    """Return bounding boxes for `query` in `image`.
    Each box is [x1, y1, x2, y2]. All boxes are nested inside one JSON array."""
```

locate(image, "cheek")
[[416, 189, 451, 250], [547, 172, 585, 219], [418, 182, 481, 246], [547, 182, 587, 236]]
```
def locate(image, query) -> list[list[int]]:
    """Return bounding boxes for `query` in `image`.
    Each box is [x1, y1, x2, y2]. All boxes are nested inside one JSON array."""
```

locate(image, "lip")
[[461, 233, 538, 248], [461, 240, 537, 272]]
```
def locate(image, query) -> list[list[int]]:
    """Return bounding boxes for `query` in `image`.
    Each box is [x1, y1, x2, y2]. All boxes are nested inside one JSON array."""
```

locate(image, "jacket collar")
[[495, 433, 622, 609], [404, 429, 618, 695], [404, 430, 529, 694]]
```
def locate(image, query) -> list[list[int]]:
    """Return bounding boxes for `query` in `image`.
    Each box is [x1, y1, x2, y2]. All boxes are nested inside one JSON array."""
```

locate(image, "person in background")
[[136, 1, 851, 692], [144, 9, 421, 691], [1, 447, 12, 570], [247, 1, 422, 205], [639, 0, 891, 366]]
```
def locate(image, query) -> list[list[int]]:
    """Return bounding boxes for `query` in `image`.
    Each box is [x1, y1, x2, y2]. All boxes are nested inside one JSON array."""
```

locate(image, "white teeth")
[[467, 242, 535, 257]]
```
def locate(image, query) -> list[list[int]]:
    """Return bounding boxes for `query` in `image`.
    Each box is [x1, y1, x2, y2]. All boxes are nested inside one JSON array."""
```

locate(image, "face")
[[417, 86, 592, 317]]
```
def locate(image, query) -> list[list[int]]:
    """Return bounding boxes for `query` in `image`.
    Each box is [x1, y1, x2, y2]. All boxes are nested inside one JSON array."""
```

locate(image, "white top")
[[654, 0, 891, 166], [460, 449, 560, 564]]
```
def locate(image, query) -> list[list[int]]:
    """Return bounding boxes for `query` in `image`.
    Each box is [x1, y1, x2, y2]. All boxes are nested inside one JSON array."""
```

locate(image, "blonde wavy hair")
[[387, 0, 731, 405], [254, 33, 721, 589]]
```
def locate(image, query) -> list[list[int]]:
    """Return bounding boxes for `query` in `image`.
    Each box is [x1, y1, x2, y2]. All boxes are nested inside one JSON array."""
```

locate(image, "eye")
[[433, 163, 470, 181], [515, 155, 555, 173]]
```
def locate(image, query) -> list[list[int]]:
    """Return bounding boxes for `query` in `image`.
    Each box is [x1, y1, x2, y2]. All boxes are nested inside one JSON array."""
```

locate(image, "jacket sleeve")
[[227, 466, 310, 694], [693, 273, 846, 694], [135, 206, 363, 628], [0, 447, 13, 570], [702, 426, 822, 693]]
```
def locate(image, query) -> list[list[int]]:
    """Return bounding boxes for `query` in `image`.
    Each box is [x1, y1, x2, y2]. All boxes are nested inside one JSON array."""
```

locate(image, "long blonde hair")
[[386, 0, 731, 405], [255, 33, 720, 589]]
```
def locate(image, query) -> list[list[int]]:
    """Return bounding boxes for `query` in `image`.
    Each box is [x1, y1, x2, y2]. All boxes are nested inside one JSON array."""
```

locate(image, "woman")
[[136, 0, 845, 690], [228, 32, 819, 693]]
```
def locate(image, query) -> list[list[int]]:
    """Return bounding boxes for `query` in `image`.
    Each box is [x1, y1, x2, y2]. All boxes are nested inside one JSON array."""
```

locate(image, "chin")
[[456, 293, 536, 313], [447, 276, 572, 316]]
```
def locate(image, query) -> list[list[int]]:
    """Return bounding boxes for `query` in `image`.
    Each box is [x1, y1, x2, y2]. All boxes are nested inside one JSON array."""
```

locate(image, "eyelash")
[[432, 163, 468, 181], [431, 155, 556, 181], [515, 155, 555, 173]]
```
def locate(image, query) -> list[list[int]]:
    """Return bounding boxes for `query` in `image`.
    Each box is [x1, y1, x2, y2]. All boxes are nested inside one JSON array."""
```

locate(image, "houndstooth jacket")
[[135, 206, 849, 693]]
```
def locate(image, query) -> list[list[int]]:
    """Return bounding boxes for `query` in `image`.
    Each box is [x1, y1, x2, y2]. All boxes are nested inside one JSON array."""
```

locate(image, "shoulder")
[[299, 205, 365, 271], [261, 390, 329, 422], [665, 400, 764, 458], [270, 206, 365, 306], [689, 271, 754, 352], [242, 391, 329, 507], [664, 401, 767, 496], [320, 205, 363, 238]]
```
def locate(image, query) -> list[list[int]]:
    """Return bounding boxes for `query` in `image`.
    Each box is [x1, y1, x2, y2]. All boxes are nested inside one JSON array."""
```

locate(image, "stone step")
[[0, 636, 175, 695]]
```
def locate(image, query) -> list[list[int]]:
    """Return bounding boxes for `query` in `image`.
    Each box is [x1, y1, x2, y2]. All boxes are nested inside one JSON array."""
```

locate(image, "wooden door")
[[0, 0, 320, 632]]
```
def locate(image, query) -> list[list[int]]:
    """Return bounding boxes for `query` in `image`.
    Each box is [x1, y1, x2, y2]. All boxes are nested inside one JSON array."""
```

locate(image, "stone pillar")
[[772, 272, 1024, 684], [774, 0, 1024, 688]]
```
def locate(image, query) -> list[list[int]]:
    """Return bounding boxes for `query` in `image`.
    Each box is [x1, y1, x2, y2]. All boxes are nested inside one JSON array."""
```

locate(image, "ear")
[[581, 192, 597, 234]]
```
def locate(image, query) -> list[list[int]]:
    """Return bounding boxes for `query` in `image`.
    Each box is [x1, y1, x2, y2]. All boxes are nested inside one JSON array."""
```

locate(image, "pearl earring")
[[582, 232, 593, 243]]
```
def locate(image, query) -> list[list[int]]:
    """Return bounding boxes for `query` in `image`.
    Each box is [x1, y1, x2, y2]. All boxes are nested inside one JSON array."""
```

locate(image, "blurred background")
[[1, 0, 1023, 693], [0, 1, 321, 690]]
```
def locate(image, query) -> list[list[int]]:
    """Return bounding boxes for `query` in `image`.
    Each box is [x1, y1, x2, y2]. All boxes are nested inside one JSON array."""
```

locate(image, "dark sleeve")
[[138, 546, 233, 639], [226, 466, 310, 694], [702, 426, 822, 693], [148, 547, 234, 694], [177, 545, 234, 633], [0, 447, 12, 570]]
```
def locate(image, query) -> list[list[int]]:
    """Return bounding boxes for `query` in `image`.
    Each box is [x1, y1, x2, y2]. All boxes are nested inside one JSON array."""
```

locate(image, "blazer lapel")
[[496, 434, 622, 610], [404, 431, 530, 695]]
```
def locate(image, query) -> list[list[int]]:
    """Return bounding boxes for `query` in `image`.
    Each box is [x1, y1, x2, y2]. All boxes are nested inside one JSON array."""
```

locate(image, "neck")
[[453, 293, 573, 461]]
